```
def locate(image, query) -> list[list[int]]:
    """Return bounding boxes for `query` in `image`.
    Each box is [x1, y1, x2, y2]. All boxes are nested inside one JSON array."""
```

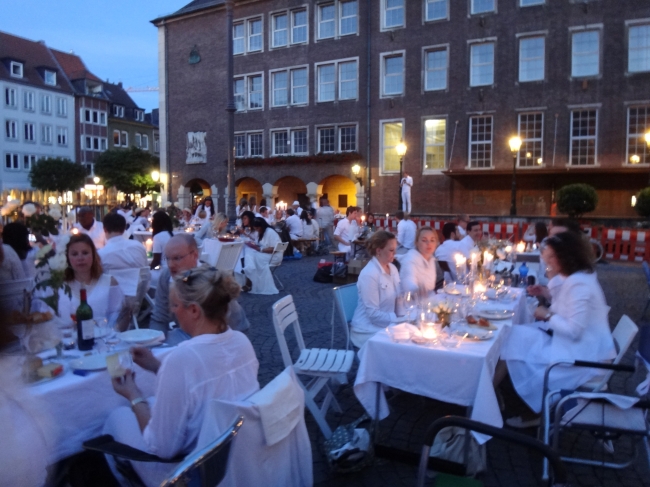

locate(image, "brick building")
[[153, 0, 650, 217]]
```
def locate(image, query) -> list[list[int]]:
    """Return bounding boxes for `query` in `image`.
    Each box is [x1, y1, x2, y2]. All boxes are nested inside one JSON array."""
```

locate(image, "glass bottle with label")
[[76, 289, 95, 351]]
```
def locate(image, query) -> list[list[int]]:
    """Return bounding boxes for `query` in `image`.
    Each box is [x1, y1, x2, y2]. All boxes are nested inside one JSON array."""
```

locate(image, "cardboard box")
[[348, 258, 370, 276]]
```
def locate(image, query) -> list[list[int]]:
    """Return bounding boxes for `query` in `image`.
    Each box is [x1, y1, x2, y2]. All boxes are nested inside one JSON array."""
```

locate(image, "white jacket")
[[399, 249, 437, 294]]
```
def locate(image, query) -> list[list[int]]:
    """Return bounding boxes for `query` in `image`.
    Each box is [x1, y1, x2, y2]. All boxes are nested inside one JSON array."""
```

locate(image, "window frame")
[[470, 0, 496, 15], [339, 0, 359, 37], [380, 51, 406, 98], [234, 72, 265, 112], [317, 3, 336, 40], [316, 125, 337, 153], [315, 58, 359, 102], [379, 118, 405, 174], [56, 97, 68, 117], [5, 153, 19, 171], [142, 134, 149, 150], [248, 131, 264, 157], [247, 17, 264, 53], [424, 0, 449, 23], [516, 111, 544, 168], [468, 115, 494, 169], [56, 126, 68, 146], [627, 19, 650, 74], [4, 87, 17, 108], [517, 33, 546, 83], [381, 0, 405, 31], [570, 25, 602, 79], [569, 107, 599, 166], [41, 124, 53, 145], [113, 130, 121, 146], [626, 106, 650, 165], [5, 119, 18, 140], [24, 122, 35, 143], [292, 8, 309, 44], [23, 91, 35, 111], [338, 124, 358, 152], [469, 39, 496, 87], [10, 61, 23, 78], [44, 70, 56, 86], [135, 133, 142, 148], [422, 44, 449, 92], [121, 131, 128, 146], [422, 116, 448, 173], [23, 154, 36, 171], [270, 65, 309, 107]]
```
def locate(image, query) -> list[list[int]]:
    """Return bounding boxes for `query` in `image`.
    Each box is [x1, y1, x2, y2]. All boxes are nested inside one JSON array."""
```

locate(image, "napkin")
[[388, 323, 421, 340]]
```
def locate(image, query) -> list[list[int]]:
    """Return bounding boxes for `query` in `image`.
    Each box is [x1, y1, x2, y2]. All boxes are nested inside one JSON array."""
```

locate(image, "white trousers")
[[401, 190, 411, 213]]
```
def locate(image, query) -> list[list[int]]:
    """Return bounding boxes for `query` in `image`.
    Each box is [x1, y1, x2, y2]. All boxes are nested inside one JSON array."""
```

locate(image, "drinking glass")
[[402, 291, 418, 322]]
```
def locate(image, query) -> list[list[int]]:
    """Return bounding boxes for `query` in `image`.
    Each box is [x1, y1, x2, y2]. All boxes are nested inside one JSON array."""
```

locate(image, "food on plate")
[[466, 315, 478, 325], [37, 362, 64, 378], [8, 310, 54, 326], [467, 315, 497, 330], [478, 318, 491, 328], [21, 356, 43, 382]]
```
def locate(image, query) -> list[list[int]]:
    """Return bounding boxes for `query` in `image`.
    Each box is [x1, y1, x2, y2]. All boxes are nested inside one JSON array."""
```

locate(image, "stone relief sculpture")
[[186, 131, 207, 164]]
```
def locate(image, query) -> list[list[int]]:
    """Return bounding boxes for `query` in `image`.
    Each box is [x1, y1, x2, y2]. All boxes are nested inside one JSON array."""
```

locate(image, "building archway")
[[182, 178, 211, 209], [320, 175, 357, 213], [275, 176, 308, 208], [236, 177, 263, 207]]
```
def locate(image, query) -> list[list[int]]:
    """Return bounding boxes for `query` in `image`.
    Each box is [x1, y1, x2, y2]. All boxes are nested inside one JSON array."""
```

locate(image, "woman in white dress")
[[350, 230, 403, 348], [150, 211, 174, 270], [104, 266, 260, 487], [499, 231, 616, 427], [194, 196, 215, 221], [243, 218, 282, 294], [399, 226, 439, 295]]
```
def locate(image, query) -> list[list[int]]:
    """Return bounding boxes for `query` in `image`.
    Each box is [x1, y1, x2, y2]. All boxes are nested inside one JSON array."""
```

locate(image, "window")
[[24, 91, 35, 111], [100, 138, 107, 151], [135, 133, 142, 148], [519, 36, 545, 82], [5, 153, 19, 170], [84, 109, 91, 122], [317, 59, 358, 101], [249, 75, 263, 109], [468, 116, 493, 168], [292, 68, 308, 104], [471, 0, 495, 15], [142, 135, 149, 150], [5, 88, 17, 107], [113, 130, 120, 146], [5, 120, 17, 139], [44, 70, 56, 86], [318, 4, 335, 39], [234, 74, 264, 111], [424, 47, 448, 91], [517, 112, 543, 167], [121, 131, 128, 146], [93, 111, 99, 124], [57, 127, 68, 146], [520, 0, 544, 5], [571, 30, 600, 77], [317, 125, 356, 152], [233, 22, 245, 54], [154, 136, 160, 153], [383, 0, 405, 29], [423, 118, 447, 171], [293, 128, 308, 153], [381, 53, 405, 96], [113, 105, 124, 117], [42, 124, 53, 144], [318, 126, 336, 152], [292, 9, 308, 43], [23, 155, 36, 171], [234, 79, 245, 111], [10, 61, 23, 78], [271, 68, 308, 107], [627, 106, 650, 164], [235, 134, 246, 157], [248, 18, 263, 52], [340, 1, 358, 36], [134, 110, 144, 122], [339, 125, 356, 151], [272, 130, 290, 155], [629, 24, 650, 73], [570, 109, 598, 165], [84, 136, 92, 150], [470, 42, 495, 87], [24, 123, 35, 142], [272, 13, 288, 47], [272, 71, 288, 106], [425, 0, 448, 21], [100, 112, 107, 125], [380, 120, 404, 172], [56, 97, 67, 116], [249, 133, 263, 156]]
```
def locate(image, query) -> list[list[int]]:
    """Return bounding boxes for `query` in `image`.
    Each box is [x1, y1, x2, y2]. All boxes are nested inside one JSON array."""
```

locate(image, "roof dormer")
[[9, 61, 23, 78]]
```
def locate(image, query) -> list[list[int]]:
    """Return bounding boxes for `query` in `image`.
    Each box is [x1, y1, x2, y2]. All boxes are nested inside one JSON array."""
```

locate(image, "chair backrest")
[[643, 261, 650, 287], [215, 242, 244, 273], [272, 295, 306, 368], [0, 278, 33, 312], [160, 416, 244, 487], [438, 260, 456, 282], [270, 242, 289, 268], [132, 267, 152, 314], [333, 283, 357, 349]]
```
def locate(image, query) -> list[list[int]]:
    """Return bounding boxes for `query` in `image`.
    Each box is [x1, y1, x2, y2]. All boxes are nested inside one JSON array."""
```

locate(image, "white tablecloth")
[[353, 287, 532, 443], [32, 347, 171, 463]]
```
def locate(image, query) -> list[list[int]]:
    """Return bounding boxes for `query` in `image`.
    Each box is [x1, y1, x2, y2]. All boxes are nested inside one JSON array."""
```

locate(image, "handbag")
[[429, 426, 486, 476], [323, 414, 373, 473]]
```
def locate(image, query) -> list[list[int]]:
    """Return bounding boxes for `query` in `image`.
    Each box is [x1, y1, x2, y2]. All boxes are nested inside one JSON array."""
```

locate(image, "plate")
[[458, 329, 494, 341], [27, 360, 67, 386], [118, 329, 164, 344], [475, 309, 514, 320], [69, 354, 107, 371], [444, 285, 469, 296]]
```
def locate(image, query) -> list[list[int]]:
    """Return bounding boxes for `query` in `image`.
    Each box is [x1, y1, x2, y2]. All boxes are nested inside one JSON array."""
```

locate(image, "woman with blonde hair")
[[399, 226, 439, 295], [193, 212, 229, 246]]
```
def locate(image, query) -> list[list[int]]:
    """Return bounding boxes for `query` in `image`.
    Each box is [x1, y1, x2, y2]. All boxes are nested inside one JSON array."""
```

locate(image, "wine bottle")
[[76, 288, 95, 351]]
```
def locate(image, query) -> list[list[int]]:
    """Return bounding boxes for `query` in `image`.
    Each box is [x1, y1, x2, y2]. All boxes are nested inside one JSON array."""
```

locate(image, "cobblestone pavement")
[[238, 256, 650, 487]]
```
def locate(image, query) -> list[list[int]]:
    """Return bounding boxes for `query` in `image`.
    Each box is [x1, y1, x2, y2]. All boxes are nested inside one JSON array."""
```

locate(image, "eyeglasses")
[[166, 251, 194, 264]]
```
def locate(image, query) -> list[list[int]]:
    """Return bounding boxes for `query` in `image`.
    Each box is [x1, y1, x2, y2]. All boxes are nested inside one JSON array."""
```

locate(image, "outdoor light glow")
[[537, 158, 543, 165], [631, 155, 641, 164], [396, 141, 407, 157], [508, 136, 522, 153], [151, 170, 160, 182], [632, 195, 637, 207], [645, 131, 650, 147], [525, 152, 532, 158], [351, 164, 361, 175]]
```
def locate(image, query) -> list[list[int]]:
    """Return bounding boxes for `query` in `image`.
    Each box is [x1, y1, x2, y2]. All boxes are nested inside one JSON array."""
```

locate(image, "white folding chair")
[[269, 242, 289, 291], [331, 283, 358, 350], [272, 295, 354, 439], [214, 242, 244, 274]]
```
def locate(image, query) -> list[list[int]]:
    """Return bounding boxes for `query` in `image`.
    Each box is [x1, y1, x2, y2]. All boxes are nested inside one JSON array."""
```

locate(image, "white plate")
[[69, 354, 107, 371], [458, 329, 494, 341], [444, 285, 469, 296], [475, 309, 513, 320], [118, 329, 164, 344]]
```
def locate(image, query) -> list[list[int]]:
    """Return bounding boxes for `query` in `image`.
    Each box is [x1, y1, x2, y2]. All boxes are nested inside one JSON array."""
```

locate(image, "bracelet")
[[130, 397, 148, 410], [544, 311, 553, 322]]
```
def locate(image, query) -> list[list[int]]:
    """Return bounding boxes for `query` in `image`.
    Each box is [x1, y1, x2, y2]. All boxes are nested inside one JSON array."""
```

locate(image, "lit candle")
[[473, 281, 487, 295], [483, 251, 494, 270], [422, 322, 438, 340], [145, 238, 153, 254], [516, 241, 526, 253], [505, 245, 512, 253], [454, 253, 466, 267], [361, 215, 366, 222]]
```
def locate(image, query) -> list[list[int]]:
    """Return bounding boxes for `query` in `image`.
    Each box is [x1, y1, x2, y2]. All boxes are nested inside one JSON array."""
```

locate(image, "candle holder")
[[420, 321, 439, 341]]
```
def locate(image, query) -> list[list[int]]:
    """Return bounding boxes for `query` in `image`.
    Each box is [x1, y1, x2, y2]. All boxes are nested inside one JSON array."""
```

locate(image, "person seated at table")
[[395, 211, 416, 256], [117, 203, 135, 225], [235, 210, 256, 239], [523, 221, 548, 244], [365, 213, 376, 231], [236, 197, 249, 217], [300, 210, 317, 240], [0, 242, 26, 281], [248, 196, 258, 214], [434, 223, 461, 264], [243, 218, 282, 294], [334, 206, 360, 259], [309, 208, 320, 237], [399, 226, 439, 295], [497, 231, 616, 428], [104, 266, 260, 487], [2, 222, 36, 278], [284, 208, 303, 240], [150, 211, 174, 270], [131, 207, 151, 232], [98, 213, 148, 272], [180, 208, 193, 227], [457, 220, 481, 259], [74, 207, 107, 250], [350, 231, 403, 348], [456, 214, 470, 237], [259, 206, 274, 225], [194, 196, 215, 220], [194, 212, 228, 246]]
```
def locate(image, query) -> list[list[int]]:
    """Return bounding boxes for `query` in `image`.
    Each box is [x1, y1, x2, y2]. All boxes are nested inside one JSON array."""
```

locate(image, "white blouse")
[[399, 248, 437, 294], [351, 257, 401, 334], [258, 227, 282, 251]]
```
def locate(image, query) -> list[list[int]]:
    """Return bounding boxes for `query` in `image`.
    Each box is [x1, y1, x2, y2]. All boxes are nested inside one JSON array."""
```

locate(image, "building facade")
[[154, 0, 650, 217], [0, 32, 76, 191]]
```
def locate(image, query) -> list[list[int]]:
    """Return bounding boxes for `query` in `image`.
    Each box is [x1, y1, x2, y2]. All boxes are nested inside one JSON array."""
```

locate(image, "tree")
[[634, 188, 650, 218], [556, 183, 598, 218], [28, 157, 87, 192], [94, 147, 160, 195]]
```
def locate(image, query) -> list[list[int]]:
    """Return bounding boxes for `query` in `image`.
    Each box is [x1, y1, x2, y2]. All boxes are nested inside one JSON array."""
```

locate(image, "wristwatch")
[[130, 397, 148, 410]]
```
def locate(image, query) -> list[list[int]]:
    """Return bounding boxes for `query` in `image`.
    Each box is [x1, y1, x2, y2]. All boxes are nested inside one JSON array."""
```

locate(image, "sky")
[[0, 0, 187, 112]]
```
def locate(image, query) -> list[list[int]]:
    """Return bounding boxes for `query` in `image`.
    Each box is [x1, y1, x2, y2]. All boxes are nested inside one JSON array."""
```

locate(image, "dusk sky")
[[0, 0, 185, 112]]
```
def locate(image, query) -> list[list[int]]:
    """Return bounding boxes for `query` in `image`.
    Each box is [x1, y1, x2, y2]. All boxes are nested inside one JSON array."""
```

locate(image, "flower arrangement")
[[33, 236, 71, 317], [25, 203, 63, 237], [432, 300, 453, 328], [1, 199, 21, 217]]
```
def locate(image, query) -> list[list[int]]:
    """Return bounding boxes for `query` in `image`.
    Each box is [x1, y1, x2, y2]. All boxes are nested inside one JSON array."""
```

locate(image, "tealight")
[[516, 241, 526, 253], [422, 322, 438, 340]]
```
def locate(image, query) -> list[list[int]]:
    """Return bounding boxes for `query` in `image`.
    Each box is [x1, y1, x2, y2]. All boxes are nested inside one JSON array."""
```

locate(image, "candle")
[[505, 245, 512, 253], [454, 253, 466, 267], [361, 215, 366, 222], [473, 281, 487, 295], [483, 251, 494, 271], [516, 241, 526, 253], [422, 322, 438, 340], [145, 238, 153, 254]]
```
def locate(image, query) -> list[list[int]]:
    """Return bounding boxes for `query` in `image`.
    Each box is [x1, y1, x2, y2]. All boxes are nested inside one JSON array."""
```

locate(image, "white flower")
[[35, 244, 53, 260], [22, 203, 37, 217], [48, 252, 68, 271], [53, 234, 70, 253], [49, 209, 62, 220]]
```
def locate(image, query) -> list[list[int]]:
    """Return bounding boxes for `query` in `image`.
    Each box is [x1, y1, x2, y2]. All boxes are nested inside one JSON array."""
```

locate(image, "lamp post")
[[645, 131, 650, 184], [351, 163, 362, 185], [396, 141, 407, 212], [508, 136, 522, 216], [225, 0, 237, 226]]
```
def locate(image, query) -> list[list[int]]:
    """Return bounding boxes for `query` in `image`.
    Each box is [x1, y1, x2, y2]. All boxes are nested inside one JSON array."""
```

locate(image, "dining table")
[[353, 286, 534, 443]]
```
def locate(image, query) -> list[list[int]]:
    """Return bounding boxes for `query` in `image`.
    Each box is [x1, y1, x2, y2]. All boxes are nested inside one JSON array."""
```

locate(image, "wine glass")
[[403, 291, 418, 322]]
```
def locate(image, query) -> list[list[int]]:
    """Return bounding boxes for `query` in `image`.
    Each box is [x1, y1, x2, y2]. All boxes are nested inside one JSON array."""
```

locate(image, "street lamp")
[[396, 140, 407, 211], [151, 170, 160, 182], [93, 176, 100, 184], [508, 136, 522, 216], [351, 164, 362, 185]]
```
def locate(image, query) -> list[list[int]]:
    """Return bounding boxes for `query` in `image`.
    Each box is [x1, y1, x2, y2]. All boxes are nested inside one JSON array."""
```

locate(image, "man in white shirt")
[[284, 208, 303, 240], [400, 171, 413, 214], [395, 211, 416, 255], [117, 205, 134, 225], [457, 220, 482, 258], [259, 206, 274, 225], [75, 207, 106, 249], [434, 222, 462, 263], [334, 206, 359, 258], [98, 213, 148, 271], [317, 197, 336, 249], [457, 214, 469, 237], [291, 201, 303, 217]]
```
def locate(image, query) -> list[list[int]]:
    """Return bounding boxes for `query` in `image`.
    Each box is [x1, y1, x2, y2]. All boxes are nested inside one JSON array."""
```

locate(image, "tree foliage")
[[28, 157, 87, 192], [556, 183, 598, 218], [94, 147, 160, 194], [635, 188, 650, 218]]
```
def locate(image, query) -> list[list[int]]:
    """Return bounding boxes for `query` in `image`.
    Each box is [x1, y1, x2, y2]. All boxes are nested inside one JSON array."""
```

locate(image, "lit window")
[[471, 0, 495, 15], [248, 18, 263, 52], [468, 116, 493, 168], [382, 53, 404, 96], [519, 36, 545, 82], [272, 13, 288, 47], [424, 47, 448, 91], [569, 109, 598, 165], [340, 126, 357, 151], [233, 22, 245, 54], [629, 24, 650, 73], [10, 61, 23, 78], [517, 113, 543, 167], [381, 120, 403, 172], [318, 127, 336, 152], [627, 106, 650, 164], [340, 1, 358, 36], [423, 119, 447, 170], [24, 123, 35, 142], [292, 9, 308, 43], [318, 4, 335, 39], [571, 30, 600, 77], [470, 42, 495, 87], [425, 0, 448, 21], [44, 70, 56, 86], [383, 0, 405, 29]]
